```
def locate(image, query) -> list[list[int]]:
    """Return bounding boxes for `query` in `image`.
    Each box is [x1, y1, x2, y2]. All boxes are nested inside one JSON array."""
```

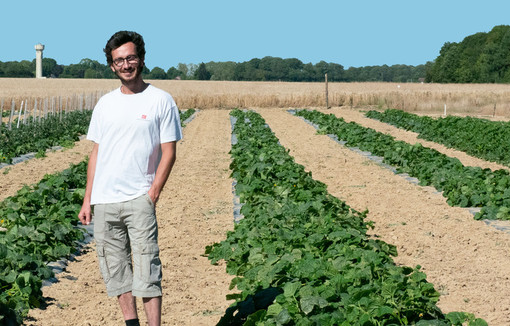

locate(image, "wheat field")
[[2, 78, 510, 117]]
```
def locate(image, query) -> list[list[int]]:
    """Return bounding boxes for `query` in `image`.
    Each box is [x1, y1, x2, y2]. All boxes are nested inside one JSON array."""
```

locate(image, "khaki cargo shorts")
[[92, 193, 162, 298]]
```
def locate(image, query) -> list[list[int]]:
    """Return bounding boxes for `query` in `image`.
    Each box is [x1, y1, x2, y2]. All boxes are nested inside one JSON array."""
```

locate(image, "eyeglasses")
[[112, 55, 139, 67]]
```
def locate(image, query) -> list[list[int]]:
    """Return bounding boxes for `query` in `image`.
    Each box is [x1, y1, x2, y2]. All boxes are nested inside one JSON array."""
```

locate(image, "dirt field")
[[2, 108, 510, 325]]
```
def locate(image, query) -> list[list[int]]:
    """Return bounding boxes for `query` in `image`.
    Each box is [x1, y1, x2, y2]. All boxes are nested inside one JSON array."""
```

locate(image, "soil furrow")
[[0, 140, 94, 201]]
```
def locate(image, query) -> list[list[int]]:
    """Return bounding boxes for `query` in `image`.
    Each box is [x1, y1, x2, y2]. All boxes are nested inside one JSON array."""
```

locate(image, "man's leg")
[[127, 194, 163, 324], [143, 296, 162, 326], [94, 203, 136, 323], [118, 291, 138, 320]]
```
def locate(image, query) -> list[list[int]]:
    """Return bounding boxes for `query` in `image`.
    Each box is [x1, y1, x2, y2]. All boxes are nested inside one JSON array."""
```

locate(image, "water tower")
[[35, 43, 45, 78]]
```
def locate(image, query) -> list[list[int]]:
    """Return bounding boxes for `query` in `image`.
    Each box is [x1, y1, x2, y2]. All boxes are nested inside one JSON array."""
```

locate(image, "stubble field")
[[2, 78, 510, 116], [2, 79, 510, 325]]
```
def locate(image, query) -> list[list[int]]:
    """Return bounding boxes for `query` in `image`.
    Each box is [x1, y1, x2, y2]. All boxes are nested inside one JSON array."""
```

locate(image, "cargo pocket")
[[96, 243, 111, 283], [135, 242, 162, 284]]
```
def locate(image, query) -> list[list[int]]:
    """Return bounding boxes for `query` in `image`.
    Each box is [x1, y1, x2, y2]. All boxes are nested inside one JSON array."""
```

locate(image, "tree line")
[[0, 56, 425, 83], [3, 25, 510, 84], [426, 25, 510, 83]]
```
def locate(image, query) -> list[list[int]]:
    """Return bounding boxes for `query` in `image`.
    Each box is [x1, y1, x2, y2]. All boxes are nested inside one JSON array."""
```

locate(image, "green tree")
[[3, 61, 34, 77], [40, 58, 58, 77], [194, 62, 211, 80], [206, 61, 236, 80], [60, 64, 86, 78], [177, 63, 189, 79], [149, 66, 167, 79], [84, 68, 100, 78], [427, 25, 510, 83], [167, 67, 183, 79], [141, 66, 151, 79]]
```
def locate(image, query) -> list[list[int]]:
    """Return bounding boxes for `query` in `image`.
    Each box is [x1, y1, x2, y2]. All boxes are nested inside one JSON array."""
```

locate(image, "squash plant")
[[206, 109, 486, 325]]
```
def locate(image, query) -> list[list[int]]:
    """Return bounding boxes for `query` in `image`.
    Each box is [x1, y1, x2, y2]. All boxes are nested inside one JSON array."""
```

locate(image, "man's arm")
[[78, 142, 99, 225], [147, 141, 177, 204]]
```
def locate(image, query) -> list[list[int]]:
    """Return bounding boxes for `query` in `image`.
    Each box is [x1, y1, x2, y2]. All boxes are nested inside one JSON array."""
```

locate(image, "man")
[[78, 31, 182, 326]]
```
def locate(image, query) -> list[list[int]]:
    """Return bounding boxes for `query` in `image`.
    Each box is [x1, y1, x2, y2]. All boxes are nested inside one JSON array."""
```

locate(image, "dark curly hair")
[[104, 31, 146, 66]]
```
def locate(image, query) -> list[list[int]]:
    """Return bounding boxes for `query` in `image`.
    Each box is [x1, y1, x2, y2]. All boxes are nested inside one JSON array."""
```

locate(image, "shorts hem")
[[107, 285, 133, 297], [132, 288, 162, 298]]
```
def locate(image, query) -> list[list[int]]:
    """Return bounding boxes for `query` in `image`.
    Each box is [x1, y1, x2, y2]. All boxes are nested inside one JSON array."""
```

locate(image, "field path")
[[25, 110, 234, 325], [259, 108, 510, 325], [317, 107, 509, 171], [0, 139, 94, 201]]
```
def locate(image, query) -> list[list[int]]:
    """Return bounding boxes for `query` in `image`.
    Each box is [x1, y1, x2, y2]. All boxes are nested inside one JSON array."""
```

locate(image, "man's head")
[[104, 31, 146, 67], [104, 31, 146, 85]]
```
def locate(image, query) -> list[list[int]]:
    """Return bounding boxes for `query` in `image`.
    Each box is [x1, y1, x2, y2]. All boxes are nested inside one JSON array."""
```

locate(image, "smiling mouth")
[[119, 69, 136, 77]]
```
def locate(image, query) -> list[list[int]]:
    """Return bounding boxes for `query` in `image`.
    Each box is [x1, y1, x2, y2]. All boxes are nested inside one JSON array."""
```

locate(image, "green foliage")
[[166, 67, 184, 80], [366, 109, 510, 167], [427, 25, 510, 83], [0, 60, 34, 78], [194, 63, 211, 80], [178, 109, 196, 127], [207, 109, 484, 325], [0, 110, 92, 164], [148, 66, 167, 80], [0, 56, 426, 82], [0, 161, 88, 325], [40, 58, 62, 78], [298, 109, 510, 220], [60, 58, 109, 79], [205, 61, 237, 81]]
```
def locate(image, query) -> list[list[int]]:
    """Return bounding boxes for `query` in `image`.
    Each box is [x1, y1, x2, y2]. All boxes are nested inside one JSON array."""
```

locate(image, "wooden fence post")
[[9, 100, 15, 130], [16, 101, 24, 129], [325, 73, 329, 109], [33, 98, 38, 124]]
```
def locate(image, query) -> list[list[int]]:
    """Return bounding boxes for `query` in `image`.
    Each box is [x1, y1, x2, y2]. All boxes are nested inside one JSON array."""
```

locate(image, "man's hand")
[[147, 141, 177, 206], [147, 188, 159, 205], [78, 203, 92, 225]]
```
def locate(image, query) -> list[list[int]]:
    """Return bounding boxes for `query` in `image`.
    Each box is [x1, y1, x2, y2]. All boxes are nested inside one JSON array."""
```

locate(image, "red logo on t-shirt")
[[141, 114, 147, 119]]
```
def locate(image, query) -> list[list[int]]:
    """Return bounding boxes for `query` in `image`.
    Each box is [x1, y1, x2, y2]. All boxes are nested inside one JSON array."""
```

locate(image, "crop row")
[[0, 162, 88, 324], [365, 109, 510, 167], [0, 108, 195, 166], [295, 109, 510, 221], [179, 108, 196, 125], [0, 110, 92, 164], [0, 109, 196, 325], [206, 109, 485, 325]]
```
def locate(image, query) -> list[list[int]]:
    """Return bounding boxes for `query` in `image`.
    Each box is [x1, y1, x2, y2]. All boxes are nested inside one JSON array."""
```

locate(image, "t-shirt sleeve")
[[160, 98, 183, 143], [87, 105, 102, 144]]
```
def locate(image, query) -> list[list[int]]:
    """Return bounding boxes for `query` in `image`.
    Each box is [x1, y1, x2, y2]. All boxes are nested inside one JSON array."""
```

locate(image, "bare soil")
[[0, 140, 94, 202], [2, 107, 509, 325]]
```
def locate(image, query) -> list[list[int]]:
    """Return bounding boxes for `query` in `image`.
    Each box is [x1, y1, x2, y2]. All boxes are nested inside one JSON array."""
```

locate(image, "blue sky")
[[1, 1, 509, 70]]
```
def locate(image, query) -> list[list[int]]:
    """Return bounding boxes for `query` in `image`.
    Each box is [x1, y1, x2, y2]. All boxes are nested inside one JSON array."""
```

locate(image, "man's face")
[[110, 42, 144, 83]]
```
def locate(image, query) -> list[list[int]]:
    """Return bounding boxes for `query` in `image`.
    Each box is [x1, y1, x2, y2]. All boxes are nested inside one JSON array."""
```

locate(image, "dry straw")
[[2, 78, 510, 117]]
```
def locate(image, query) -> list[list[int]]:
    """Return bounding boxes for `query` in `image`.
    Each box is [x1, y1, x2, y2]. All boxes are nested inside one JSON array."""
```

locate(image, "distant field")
[[2, 78, 510, 116]]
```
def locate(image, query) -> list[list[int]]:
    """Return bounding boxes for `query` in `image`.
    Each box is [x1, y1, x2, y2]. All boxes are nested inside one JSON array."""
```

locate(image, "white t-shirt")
[[87, 84, 182, 205]]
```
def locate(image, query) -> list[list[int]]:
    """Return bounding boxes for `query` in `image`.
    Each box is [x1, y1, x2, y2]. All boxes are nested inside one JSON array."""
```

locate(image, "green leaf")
[[275, 308, 291, 325], [267, 302, 283, 316], [283, 282, 301, 298], [300, 296, 328, 315]]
